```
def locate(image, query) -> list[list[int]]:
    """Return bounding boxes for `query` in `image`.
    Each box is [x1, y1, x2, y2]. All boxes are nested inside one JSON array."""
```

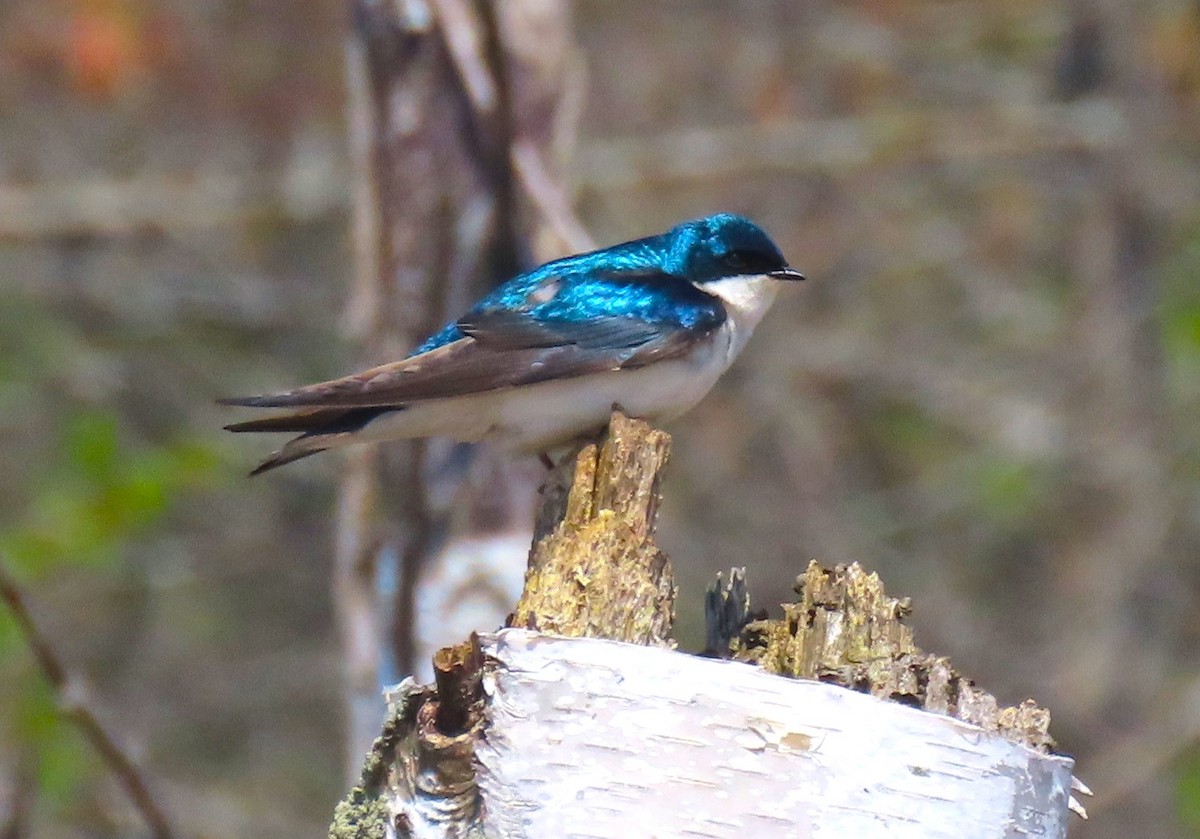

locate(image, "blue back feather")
[[410, 214, 777, 356]]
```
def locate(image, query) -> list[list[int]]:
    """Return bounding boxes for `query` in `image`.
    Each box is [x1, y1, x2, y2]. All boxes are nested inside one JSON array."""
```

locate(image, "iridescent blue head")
[[661, 213, 804, 283]]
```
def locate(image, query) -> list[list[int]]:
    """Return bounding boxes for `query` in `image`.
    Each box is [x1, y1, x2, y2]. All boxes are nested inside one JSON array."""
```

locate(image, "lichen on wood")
[[510, 410, 675, 645], [329, 682, 428, 839], [733, 560, 1056, 752]]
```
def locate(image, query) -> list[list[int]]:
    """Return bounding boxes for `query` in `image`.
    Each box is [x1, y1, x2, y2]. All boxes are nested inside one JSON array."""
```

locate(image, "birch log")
[[329, 414, 1084, 838], [474, 630, 1075, 839]]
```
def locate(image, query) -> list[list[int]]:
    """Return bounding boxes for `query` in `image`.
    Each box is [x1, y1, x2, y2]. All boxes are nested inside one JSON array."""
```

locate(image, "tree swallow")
[[222, 213, 804, 474]]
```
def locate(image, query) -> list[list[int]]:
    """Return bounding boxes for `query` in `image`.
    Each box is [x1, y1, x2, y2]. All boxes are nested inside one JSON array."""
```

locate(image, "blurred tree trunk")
[[1048, 1, 1191, 821], [336, 0, 587, 780], [1055, 0, 1172, 713]]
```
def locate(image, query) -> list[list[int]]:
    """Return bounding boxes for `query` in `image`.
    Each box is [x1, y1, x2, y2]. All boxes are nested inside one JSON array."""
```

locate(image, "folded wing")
[[221, 271, 727, 410]]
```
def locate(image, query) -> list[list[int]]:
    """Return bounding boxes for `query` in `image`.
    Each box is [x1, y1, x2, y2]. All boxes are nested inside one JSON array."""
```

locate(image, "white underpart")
[[352, 274, 779, 452]]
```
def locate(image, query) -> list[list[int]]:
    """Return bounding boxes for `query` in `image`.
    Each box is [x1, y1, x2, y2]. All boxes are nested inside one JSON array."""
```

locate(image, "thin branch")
[[0, 557, 174, 839], [432, 0, 592, 255], [512, 139, 595, 253], [1, 747, 36, 839], [430, 0, 497, 115]]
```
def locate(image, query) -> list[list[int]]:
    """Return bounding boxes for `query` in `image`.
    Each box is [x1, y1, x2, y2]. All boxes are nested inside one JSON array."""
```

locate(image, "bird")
[[221, 213, 804, 475]]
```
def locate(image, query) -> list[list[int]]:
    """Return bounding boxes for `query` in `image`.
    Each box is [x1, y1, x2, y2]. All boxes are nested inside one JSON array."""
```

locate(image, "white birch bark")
[[469, 629, 1075, 839]]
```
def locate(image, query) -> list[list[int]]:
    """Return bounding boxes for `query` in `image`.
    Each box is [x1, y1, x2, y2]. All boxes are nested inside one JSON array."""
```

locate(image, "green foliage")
[[1160, 220, 1200, 378], [1176, 746, 1200, 834], [0, 407, 218, 818], [0, 289, 222, 818], [12, 679, 94, 807], [969, 456, 1045, 526], [0, 406, 218, 818], [1160, 218, 1200, 486], [1, 411, 219, 576], [872, 400, 952, 466], [0, 604, 15, 660], [865, 398, 966, 488], [1163, 301, 1200, 357]]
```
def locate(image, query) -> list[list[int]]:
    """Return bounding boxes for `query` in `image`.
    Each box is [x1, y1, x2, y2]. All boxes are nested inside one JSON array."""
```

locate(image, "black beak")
[[768, 267, 805, 281]]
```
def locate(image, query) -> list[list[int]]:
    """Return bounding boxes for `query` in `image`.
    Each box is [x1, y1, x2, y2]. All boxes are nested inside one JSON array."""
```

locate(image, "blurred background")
[[1, 0, 1198, 836]]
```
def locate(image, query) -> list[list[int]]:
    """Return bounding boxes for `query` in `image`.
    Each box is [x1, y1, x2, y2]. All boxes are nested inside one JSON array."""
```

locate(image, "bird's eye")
[[725, 252, 749, 270]]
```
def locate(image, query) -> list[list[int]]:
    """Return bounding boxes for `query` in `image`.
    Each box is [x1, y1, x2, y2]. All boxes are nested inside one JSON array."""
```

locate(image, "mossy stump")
[[511, 410, 674, 645]]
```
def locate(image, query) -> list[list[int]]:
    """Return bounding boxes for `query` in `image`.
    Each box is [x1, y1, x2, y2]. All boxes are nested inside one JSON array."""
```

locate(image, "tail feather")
[[225, 411, 337, 434], [248, 441, 328, 476], [221, 405, 402, 475], [224, 406, 398, 435]]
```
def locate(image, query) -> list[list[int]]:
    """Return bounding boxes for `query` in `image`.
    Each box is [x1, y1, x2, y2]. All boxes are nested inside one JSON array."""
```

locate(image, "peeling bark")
[[473, 630, 1075, 839]]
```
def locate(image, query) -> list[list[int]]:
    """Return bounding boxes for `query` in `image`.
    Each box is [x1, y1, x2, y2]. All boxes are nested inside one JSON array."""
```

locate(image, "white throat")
[[701, 274, 779, 351]]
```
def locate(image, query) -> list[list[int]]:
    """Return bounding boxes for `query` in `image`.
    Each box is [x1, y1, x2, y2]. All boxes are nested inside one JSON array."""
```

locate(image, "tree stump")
[[329, 412, 1086, 838], [512, 411, 674, 644]]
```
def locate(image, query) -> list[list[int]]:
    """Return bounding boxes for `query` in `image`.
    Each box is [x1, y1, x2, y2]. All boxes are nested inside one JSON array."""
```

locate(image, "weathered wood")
[[703, 566, 752, 657], [512, 411, 674, 646], [734, 561, 1056, 753]]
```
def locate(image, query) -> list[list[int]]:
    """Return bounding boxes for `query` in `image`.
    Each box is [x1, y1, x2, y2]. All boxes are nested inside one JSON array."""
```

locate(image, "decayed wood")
[[512, 410, 674, 645], [329, 637, 489, 839], [734, 561, 1056, 752], [329, 415, 1083, 838]]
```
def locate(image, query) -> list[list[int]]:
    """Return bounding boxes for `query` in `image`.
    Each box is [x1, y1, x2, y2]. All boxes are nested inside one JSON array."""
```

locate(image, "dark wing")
[[455, 309, 674, 350], [220, 271, 726, 410], [223, 406, 396, 433]]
